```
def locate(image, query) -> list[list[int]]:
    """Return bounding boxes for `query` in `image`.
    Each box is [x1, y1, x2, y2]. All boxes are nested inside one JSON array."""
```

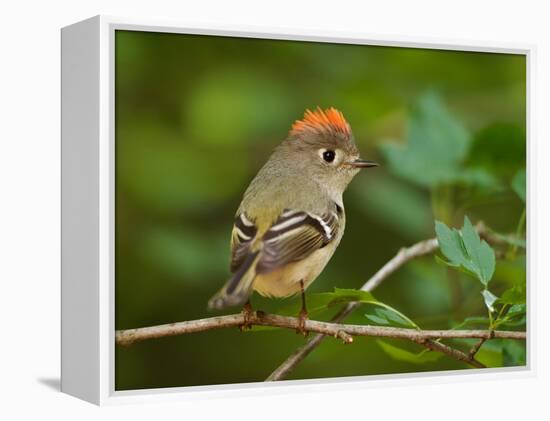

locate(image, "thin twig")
[[467, 329, 495, 360], [422, 338, 486, 368], [422, 339, 485, 369], [115, 312, 525, 347], [266, 222, 502, 381]]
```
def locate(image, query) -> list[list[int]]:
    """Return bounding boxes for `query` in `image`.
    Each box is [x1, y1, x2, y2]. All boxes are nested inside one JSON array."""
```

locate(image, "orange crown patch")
[[290, 107, 351, 138]]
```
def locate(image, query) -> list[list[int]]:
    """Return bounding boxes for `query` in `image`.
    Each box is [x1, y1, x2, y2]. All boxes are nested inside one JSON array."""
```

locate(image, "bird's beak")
[[347, 159, 379, 168]]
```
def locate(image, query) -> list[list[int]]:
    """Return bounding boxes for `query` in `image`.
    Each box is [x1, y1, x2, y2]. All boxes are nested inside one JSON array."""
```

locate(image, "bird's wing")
[[230, 212, 258, 273], [256, 209, 339, 274]]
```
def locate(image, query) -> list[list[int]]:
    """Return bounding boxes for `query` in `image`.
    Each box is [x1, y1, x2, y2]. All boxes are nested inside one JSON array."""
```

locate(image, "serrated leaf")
[[512, 168, 526, 203], [435, 221, 468, 267], [377, 340, 443, 364], [461, 216, 495, 285], [481, 289, 499, 313], [434, 217, 496, 286], [435, 254, 478, 278]]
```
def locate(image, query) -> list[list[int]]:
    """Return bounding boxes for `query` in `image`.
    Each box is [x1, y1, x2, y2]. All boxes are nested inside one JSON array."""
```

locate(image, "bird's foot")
[[296, 308, 309, 337], [239, 301, 254, 331]]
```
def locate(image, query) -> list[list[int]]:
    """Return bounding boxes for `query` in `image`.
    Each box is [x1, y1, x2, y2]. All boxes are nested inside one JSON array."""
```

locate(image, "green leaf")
[[435, 221, 468, 267], [331, 288, 378, 304], [435, 254, 480, 279], [380, 92, 471, 188], [365, 307, 415, 328], [497, 303, 527, 328], [377, 340, 443, 364], [507, 303, 527, 319], [303, 288, 379, 315], [498, 285, 526, 305], [365, 314, 390, 325], [434, 217, 496, 286], [307, 288, 420, 329], [498, 316, 526, 329], [376, 307, 413, 327], [461, 216, 495, 285], [512, 168, 526, 203], [306, 288, 418, 329], [481, 289, 499, 313]]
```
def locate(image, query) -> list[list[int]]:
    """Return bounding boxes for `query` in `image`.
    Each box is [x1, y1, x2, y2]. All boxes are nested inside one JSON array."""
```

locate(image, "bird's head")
[[278, 107, 378, 194]]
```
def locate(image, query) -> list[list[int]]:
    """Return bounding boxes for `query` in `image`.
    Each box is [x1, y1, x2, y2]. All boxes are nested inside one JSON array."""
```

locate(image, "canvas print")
[[114, 30, 527, 391]]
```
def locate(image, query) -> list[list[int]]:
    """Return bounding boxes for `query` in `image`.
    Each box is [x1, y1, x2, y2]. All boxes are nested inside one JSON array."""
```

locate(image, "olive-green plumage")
[[208, 108, 377, 310]]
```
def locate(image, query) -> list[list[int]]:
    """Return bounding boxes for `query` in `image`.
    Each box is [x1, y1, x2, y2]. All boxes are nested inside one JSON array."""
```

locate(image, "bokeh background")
[[114, 30, 526, 390]]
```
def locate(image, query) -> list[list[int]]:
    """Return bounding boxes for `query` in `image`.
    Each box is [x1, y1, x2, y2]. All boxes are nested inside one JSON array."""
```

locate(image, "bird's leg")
[[239, 299, 254, 331], [296, 280, 309, 337]]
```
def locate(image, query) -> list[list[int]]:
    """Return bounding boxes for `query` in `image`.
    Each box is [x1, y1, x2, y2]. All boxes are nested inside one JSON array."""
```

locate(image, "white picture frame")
[[61, 15, 534, 405]]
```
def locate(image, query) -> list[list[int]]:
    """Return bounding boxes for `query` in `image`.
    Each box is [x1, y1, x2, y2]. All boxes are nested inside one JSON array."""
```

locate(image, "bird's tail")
[[208, 251, 261, 310]]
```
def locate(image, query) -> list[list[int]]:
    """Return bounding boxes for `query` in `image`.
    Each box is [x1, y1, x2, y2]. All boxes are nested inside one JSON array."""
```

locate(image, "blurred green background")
[[114, 30, 526, 390]]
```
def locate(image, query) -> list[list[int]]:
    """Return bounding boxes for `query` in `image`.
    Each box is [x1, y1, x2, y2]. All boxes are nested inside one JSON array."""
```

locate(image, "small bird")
[[208, 107, 378, 332]]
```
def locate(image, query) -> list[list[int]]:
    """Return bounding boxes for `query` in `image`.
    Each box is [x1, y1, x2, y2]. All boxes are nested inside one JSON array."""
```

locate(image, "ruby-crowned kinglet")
[[208, 108, 377, 327]]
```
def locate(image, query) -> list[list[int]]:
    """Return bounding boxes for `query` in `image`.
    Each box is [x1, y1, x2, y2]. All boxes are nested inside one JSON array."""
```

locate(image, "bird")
[[208, 107, 378, 333]]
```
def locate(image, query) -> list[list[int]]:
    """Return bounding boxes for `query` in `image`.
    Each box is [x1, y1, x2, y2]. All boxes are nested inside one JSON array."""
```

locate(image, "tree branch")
[[116, 312, 524, 347], [266, 236, 439, 381], [266, 222, 503, 381], [115, 222, 522, 381]]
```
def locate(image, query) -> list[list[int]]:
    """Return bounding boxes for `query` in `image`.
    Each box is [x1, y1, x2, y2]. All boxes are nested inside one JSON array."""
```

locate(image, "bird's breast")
[[252, 232, 342, 298]]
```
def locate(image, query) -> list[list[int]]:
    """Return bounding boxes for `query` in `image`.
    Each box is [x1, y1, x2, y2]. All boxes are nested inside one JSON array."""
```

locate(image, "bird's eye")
[[322, 150, 336, 163]]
